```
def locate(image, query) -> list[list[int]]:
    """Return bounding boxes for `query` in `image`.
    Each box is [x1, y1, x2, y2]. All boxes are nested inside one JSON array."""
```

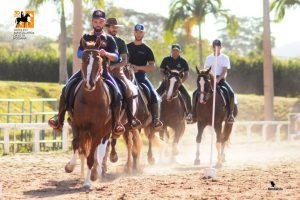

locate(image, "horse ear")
[[207, 67, 212, 73], [81, 37, 87, 49], [95, 37, 101, 49], [195, 66, 200, 75]]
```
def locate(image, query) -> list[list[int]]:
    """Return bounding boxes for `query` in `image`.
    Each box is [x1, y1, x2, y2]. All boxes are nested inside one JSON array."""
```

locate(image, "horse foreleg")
[[102, 139, 110, 177], [83, 143, 97, 190], [96, 139, 109, 177], [215, 124, 223, 168], [194, 122, 205, 165], [145, 127, 155, 165], [132, 129, 142, 173], [79, 153, 85, 179], [65, 150, 78, 173], [125, 130, 133, 174], [110, 138, 118, 163]]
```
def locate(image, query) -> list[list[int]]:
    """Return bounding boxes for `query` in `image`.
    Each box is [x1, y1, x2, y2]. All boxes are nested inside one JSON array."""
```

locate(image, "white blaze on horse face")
[[167, 77, 177, 99], [199, 77, 205, 103], [86, 52, 94, 89]]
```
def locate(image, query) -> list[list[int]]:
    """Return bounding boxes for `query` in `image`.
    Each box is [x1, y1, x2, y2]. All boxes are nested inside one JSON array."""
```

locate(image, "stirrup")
[[153, 119, 163, 131], [130, 118, 142, 129], [112, 123, 125, 139], [227, 114, 235, 124], [48, 115, 63, 132]]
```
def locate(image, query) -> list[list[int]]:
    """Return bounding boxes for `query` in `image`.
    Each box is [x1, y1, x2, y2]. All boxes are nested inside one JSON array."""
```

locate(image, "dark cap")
[[134, 24, 145, 32], [106, 18, 123, 27], [92, 9, 106, 20], [171, 43, 181, 51], [212, 39, 222, 47]]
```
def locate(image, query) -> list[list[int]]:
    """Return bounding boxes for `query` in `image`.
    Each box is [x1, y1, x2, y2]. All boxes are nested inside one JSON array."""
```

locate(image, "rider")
[[48, 9, 125, 137], [105, 17, 142, 129], [127, 24, 163, 131], [191, 39, 235, 124], [157, 43, 193, 123]]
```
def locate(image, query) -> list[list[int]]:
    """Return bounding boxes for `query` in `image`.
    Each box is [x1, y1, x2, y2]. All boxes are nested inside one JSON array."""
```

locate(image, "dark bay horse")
[[159, 68, 186, 160], [64, 38, 112, 189], [194, 67, 238, 168]]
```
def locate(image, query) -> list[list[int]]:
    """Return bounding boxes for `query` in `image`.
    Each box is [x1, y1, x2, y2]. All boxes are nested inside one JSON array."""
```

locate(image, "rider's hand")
[[131, 64, 139, 72], [99, 49, 107, 57]]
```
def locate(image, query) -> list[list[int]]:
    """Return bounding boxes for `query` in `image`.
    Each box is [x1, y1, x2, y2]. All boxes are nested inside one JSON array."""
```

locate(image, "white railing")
[[0, 123, 70, 154], [233, 121, 289, 142], [0, 121, 296, 154]]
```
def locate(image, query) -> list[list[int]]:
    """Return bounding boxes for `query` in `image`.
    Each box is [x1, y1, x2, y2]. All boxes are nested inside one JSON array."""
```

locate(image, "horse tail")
[[79, 131, 92, 157], [222, 122, 233, 146]]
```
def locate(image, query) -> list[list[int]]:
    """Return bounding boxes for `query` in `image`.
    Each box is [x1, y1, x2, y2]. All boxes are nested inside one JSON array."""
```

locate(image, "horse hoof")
[[125, 166, 132, 174], [194, 159, 200, 165], [110, 153, 118, 163], [148, 157, 155, 165], [172, 148, 179, 156], [215, 163, 222, 169], [65, 162, 75, 173], [83, 183, 92, 190]]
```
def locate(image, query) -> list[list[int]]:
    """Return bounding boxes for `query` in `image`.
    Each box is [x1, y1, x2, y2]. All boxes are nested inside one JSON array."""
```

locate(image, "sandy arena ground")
[[0, 130, 300, 200]]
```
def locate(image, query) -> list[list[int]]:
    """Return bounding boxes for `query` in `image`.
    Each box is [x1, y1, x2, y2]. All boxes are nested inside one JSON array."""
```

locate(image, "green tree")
[[165, 0, 238, 68], [27, 0, 68, 83], [270, 0, 300, 22]]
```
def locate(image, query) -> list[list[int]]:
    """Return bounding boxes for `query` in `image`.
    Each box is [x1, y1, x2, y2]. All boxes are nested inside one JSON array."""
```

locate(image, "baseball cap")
[[92, 9, 106, 20], [171, 43, 181, 51], [212, 39, 222, 47], [134, 24, 145, 32]]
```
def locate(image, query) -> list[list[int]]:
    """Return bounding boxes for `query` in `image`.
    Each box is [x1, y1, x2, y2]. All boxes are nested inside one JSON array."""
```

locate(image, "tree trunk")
[[72, 0, 83, 74], [59, 0, 67, 83], [198, 23, 204, 68], [263, 0, 275, 138]]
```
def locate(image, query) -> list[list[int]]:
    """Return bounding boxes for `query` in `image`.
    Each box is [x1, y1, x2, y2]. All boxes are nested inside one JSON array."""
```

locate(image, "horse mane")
[[198, 68, 215, 81]]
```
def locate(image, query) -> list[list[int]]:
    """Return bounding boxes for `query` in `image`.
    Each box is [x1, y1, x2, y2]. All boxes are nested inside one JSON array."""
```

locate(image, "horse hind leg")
[[215, 123, 223, 169], [194, 122, 205, 165], [221, 122, 234, 163], [145, 127, 155, 165]]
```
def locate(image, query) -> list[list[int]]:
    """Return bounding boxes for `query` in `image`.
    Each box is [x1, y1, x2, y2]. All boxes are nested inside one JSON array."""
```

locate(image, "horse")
[[15, 13, 31, 28], [194, 67, 238, 168], [109, 65, 165, 173], [64, 38, 112, 189], [159, 67, 186, 161]]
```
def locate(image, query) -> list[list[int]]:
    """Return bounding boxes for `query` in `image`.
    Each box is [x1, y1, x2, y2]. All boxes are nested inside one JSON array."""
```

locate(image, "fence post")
[[33, 129, 40, 152], [262, 124, 268, 142], [246, 124, 252, 143], [4, 128, 10, 154], [62, 126, 68, 152]]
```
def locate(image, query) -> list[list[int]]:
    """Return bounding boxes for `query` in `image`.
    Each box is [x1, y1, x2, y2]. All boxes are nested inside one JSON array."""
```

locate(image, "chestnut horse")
[[64, 38, 112, 189], [194, 67, 238, 168], [109, 65, 164, 173], [159, 68, 186, 161]]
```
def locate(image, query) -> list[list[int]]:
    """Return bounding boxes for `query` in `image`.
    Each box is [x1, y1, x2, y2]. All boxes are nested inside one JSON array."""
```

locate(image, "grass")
[[1, 81, 300, 123]]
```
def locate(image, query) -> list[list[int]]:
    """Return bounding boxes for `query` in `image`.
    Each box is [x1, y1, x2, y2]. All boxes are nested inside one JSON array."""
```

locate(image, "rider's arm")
[[182, 71, 189, 83], [110, 53, 127, 70], [132, 61, 156, 72], [77, 38, 84, 59], [159, 57, 167, 79], [182, 59, 189, 83]]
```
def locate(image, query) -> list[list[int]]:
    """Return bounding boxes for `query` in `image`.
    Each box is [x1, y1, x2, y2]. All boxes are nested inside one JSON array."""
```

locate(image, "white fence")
[[0, 120, 298, 154], [0, 123, 70, 153]]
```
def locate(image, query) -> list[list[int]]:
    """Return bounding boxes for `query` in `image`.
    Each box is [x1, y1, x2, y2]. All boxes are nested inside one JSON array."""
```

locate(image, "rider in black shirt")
[[127, 24, 163, 131], [157, 44, 193, 123]]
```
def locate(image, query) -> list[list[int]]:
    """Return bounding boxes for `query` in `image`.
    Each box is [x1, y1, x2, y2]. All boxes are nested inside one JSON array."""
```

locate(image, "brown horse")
[[194, 67, 238, 168], [64, 38, 112, 189], [159, 68, 186, 161], [109, 65, 164, 173]]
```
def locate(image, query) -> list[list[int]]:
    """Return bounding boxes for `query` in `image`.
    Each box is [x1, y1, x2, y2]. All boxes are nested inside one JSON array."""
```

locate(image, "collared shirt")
[[160, 55, 189, 72], [204, 53, 230, 77]]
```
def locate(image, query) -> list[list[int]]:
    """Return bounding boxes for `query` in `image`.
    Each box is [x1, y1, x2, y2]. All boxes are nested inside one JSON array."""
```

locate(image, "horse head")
[[164, 66, 184, 101], [196, 66, 214, 104], [81, 38, 103, 91]]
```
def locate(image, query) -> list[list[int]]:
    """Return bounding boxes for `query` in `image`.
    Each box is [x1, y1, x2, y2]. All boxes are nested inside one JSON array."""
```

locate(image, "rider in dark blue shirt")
[[48, 9, 125, 137]]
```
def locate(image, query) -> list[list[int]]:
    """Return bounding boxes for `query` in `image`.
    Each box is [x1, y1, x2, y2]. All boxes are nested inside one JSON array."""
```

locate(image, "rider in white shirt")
[[192, 39, 235, 123]]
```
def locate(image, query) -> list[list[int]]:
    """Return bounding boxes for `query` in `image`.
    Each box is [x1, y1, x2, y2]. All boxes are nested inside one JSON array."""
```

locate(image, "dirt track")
[[0, 139, 300, 200]]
